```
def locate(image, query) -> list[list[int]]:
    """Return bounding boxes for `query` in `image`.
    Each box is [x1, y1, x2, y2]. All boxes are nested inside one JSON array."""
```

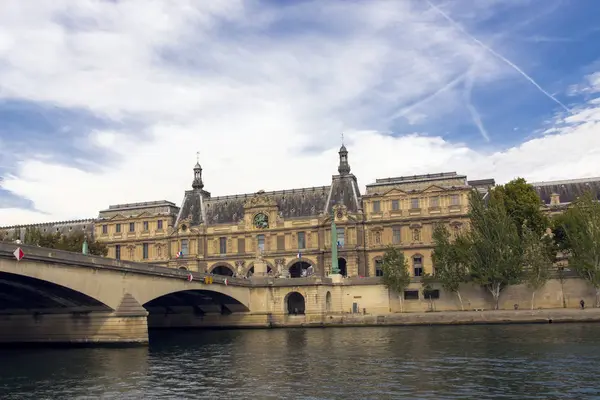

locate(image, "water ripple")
[[2, 324, 600, 399]]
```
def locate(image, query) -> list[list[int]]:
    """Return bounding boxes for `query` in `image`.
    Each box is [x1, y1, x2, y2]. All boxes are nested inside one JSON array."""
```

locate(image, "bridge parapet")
[[0, 242, 250, 287]]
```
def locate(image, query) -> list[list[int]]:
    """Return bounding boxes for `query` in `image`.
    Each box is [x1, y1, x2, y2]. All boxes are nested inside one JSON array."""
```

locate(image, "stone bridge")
[[0, 242, 253, 345]]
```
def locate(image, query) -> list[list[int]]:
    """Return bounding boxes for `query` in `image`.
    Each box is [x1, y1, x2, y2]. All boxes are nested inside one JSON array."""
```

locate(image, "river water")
[[1, 324, 600, 399]]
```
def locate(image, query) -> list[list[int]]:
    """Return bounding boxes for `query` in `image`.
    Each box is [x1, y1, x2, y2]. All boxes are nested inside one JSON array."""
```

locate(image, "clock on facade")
[[253, 213, 269, 229]]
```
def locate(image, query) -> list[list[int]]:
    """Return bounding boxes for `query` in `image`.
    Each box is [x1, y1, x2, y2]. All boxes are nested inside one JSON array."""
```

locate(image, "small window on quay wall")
[[404, 290, 419, 300]]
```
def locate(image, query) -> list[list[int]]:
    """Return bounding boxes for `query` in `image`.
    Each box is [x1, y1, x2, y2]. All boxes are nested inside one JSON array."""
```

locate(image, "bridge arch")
[[0, 251, 250, 312], [143, 288, 250, 315], [0, 270, 112, 312]]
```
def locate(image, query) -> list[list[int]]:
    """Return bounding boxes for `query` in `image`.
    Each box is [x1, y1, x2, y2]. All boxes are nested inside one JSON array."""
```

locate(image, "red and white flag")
[[224, 278, 228, 286], [13, 247, 24, 261], [187, 273, 193, 282]]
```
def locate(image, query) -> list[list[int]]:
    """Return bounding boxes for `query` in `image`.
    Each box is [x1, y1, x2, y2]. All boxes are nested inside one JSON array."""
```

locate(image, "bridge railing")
[[0, 242, 251, 287]]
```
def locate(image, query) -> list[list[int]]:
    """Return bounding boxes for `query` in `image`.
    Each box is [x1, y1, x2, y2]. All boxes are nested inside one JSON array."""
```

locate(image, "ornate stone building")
[[6, 146, 599, 279], [90, 146, 495, 278]]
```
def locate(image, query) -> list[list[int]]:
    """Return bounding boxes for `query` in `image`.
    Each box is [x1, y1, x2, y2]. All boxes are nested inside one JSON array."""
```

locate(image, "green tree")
[[466, 190, 524, 310], [381, 246, 411, 312], [560, 192, 600, 307], [21, 227, 107, 257], [522, 224, 553, 309], [420, 272, 437, 311], [491, 178, 549, 238], [431, 223, 470, 310]]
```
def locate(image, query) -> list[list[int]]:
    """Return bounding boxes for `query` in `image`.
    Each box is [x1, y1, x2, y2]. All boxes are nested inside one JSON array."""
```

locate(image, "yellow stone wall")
[[94, 175, 475, 277]]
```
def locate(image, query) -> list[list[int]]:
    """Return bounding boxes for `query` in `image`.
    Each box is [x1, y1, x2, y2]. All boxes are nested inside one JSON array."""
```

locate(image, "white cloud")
[[0, 0, 599, 226]]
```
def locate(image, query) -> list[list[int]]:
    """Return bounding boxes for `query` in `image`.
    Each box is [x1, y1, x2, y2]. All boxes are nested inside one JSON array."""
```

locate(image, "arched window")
[[413, 255, 423, 277]]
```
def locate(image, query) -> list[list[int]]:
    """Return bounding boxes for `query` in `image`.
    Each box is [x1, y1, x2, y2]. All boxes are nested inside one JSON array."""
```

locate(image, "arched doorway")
[[178, 266, 188, 271], [325, 291, 332, 313], [338, 258, 347, 277], [246, 266, 273, 278], [289, 261, 311, 278], [212, 265, 234, 276], [287, 292, 305, 315]]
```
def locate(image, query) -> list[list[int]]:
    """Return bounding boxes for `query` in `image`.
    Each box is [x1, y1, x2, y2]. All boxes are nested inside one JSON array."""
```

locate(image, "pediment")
[[381, 188, 408, 197], [108, 213, 127, 221], [421, 185, 446, 193], [136, 211, 152, 219]]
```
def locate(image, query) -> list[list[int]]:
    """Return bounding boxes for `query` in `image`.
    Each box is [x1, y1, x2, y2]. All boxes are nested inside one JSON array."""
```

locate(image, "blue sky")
[[1, 0, 600, 225]]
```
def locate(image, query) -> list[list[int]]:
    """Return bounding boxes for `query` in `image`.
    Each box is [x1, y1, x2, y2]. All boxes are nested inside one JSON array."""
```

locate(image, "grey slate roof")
[[204, 186, 330, 225], [175, 190, 209, 227], [325, 174, 362, 213], [175, 180, 365, 226], [531, 177, 600, 205]]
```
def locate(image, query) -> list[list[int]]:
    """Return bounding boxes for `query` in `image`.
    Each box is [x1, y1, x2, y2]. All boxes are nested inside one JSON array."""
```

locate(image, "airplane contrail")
[[426, 0, 572, 114]]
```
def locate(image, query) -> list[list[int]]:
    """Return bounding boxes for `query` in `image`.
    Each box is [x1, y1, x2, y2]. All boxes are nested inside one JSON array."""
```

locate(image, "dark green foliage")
[[491, 177, 549, 238], [381, 246, 411, 296], [464, 190, 524, 309], [22, 227, 107, 257], [559, 192, 600, 306], [431, 223, 469, 310]]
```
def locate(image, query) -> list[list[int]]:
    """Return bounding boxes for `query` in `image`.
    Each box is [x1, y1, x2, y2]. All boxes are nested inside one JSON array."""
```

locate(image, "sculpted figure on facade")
[[234, 260, 246, 277], [275, 258, 286, 277]]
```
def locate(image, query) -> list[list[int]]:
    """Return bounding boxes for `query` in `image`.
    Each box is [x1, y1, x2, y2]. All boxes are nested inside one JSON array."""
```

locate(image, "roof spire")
[[338, 137, 350, 176], [192, 152, 204, 190]]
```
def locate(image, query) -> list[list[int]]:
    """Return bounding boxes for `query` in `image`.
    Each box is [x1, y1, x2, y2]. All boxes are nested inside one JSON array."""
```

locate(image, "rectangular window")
[[219, 237, 227, 254], [336, 228, 345, 247], [129, 222, 135, 232], [181, 239, 189, 255], [424, 289, 440, 300], [450, 194, 460, 206], [372, 201, 381, 212], [375, 259, 384, 277], [102, 225, 108, 234], [392, 226, 401, 244], [277, 235, 285, 251], [157, 220, 163, 230], [413, 256, 423, 277], [115, 245, 121, 260], [143, 221, 149, 231], [410, 198, 420, 209], [391, 199, 400, 211], [238, 238, 246, 254], [430, 196, 439, 207], [297, 232, 306, 249], [404, 290, 419, 300], [116, 224, 121, 233], [257, 234, 265, 252], [142, 243, 149, 259]]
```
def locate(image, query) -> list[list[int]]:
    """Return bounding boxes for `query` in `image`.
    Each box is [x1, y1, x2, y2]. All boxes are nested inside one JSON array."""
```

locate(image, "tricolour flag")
[[224, 278, 229, 286], [176, 251, 184, 258], [186, 273, 193, 282], [297, 252, 302, 259]]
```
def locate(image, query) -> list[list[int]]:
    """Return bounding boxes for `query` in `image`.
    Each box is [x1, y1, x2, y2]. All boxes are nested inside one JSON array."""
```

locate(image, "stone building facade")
[[3, 147, 600, 280], [90, 146, 495, 278]]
